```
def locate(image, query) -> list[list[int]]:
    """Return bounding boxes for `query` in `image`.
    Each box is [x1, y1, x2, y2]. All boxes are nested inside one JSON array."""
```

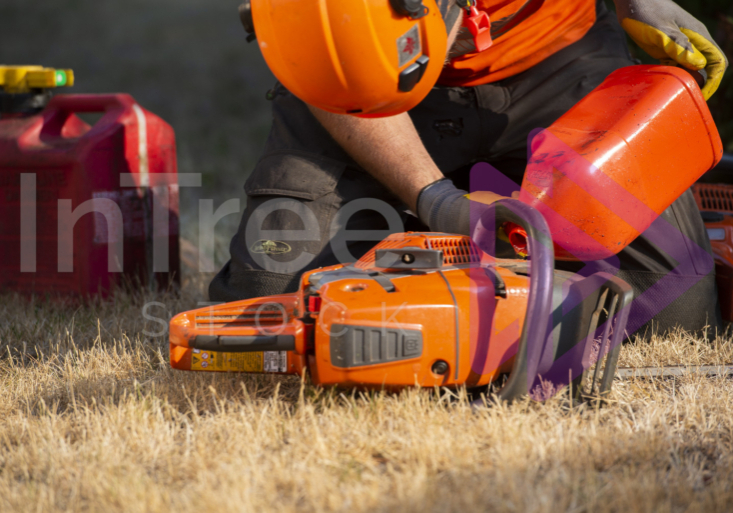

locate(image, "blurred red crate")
[[693, 183, 733, 322]]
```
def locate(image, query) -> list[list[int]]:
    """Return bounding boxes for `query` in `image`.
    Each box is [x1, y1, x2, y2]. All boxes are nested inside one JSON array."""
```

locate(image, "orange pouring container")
[[517, 65, 723, 261]]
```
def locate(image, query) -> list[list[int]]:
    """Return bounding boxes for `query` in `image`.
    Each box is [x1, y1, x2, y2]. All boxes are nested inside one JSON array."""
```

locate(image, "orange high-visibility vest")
[[439, 0, 597, 86]]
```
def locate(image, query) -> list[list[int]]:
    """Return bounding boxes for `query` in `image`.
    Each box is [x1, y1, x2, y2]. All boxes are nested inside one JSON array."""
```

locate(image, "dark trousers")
[[211, 2, 721, 339]]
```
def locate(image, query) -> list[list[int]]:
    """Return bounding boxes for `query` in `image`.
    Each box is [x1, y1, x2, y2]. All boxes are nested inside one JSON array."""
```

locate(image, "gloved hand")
[[613, 0, 728, 100], [416, 178, 507, 235]]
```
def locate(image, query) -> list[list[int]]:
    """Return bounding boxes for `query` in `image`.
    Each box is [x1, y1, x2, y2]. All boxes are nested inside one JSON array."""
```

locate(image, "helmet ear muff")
[[238, 2, 256, 42], [390, 0, 430, 19]]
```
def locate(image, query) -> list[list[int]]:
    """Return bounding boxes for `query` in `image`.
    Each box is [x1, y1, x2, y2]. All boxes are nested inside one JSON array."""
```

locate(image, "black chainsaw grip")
[[472, 199, 555, 402], [191, 334, 295, 353]]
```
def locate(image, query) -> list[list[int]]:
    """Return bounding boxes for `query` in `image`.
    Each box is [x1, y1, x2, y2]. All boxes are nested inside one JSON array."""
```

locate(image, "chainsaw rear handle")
[[473, 199, 555, 401]]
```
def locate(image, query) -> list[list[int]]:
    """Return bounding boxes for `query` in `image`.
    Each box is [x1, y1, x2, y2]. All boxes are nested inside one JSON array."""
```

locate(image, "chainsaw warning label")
[[190, 351, 288, 373], [191, 351, 263, 372]]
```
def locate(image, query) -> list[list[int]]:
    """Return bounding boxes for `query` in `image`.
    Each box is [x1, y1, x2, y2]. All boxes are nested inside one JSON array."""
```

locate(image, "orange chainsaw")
[[169, 65, 724, 402], [170, 201, 633, 402]]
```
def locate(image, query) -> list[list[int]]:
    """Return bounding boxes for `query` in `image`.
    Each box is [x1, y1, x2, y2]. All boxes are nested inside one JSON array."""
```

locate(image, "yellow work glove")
[[613, 0, 728, 100]]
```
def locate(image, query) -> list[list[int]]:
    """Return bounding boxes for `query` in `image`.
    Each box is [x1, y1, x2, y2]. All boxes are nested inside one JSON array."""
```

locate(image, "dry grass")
[[3, 2, 733, 510], [2, 279, 733, 513]]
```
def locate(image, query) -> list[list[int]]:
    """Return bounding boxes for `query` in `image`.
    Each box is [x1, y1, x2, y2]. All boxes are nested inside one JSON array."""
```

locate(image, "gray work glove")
[[613, 0, 728, 100], [416, 178, 507, 235]]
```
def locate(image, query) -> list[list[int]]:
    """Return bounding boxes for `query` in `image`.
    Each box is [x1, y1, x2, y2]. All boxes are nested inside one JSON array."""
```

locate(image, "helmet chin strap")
[[438, 0, 465, 37]]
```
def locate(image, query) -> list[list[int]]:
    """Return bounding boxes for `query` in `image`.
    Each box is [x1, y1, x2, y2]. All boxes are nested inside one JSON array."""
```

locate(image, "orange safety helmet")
[[245, 0, 449, 117]]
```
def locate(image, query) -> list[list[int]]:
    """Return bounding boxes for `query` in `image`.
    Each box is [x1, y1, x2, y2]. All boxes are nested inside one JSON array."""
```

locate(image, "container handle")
[[40, 94, 137, 139]]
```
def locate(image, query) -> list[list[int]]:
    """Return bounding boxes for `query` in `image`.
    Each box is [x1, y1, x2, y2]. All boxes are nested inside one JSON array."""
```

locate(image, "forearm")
[[308, 106, 444, 212], [304, 4, 468, 211]]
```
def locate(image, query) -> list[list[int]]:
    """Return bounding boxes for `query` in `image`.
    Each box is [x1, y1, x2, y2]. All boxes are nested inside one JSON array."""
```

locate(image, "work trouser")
[[210, 1, 722, 339]]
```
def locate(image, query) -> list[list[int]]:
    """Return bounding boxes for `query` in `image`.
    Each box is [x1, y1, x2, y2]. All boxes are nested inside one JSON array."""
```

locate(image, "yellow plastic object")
[[0, 66, 75, 94]]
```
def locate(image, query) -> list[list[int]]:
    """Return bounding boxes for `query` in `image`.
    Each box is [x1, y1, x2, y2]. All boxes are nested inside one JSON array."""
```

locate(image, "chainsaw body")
[[171, 202, 632, 400]]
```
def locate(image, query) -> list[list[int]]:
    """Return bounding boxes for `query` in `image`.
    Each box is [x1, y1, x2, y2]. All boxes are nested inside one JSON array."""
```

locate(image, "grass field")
[[2, 276, 733, 513]]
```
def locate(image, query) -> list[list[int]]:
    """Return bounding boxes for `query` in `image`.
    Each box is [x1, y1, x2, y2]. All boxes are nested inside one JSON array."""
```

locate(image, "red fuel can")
[[0, 92, 180, 296]]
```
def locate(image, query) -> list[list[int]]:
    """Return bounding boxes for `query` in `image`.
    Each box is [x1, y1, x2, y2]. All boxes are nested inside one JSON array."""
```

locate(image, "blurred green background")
[[0, 0, 276, 269], [1, 0, 731, 269]]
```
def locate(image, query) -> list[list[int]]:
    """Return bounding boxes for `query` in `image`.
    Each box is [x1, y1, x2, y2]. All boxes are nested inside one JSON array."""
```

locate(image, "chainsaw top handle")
[[473, 199, 555, 401]]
